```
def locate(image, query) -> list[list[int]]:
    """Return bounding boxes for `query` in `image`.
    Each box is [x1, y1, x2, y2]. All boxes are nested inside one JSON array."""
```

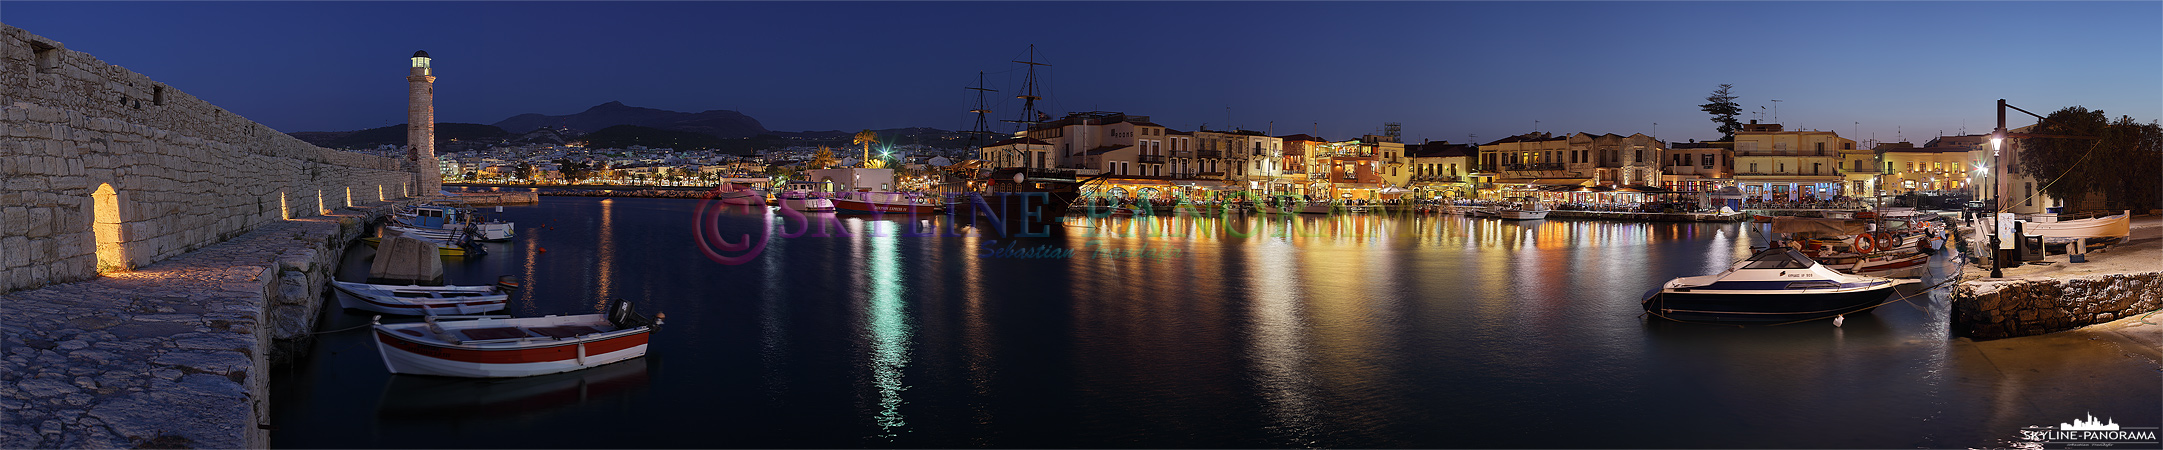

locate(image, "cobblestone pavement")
[[1, 204, 390, 448]]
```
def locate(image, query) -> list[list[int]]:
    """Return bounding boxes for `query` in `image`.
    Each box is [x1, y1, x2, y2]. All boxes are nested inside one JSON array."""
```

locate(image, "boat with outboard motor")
[[1642, 246, 1916, 324], [371, 299, 662, 378]]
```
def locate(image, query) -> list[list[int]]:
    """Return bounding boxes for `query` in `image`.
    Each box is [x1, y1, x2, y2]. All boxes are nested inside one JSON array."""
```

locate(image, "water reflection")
[[374, 358, 650, 421], [594, 198, 616, 311], [1248, 239, 1316, 445], [864, 230, 911, 438]]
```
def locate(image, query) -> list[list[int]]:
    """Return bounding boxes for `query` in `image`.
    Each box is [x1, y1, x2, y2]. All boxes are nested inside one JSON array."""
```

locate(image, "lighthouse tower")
[[407, 50, 442, 194]]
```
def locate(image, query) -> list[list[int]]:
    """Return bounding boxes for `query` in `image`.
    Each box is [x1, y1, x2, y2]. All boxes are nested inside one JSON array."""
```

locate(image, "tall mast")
[[1001, 44, 1049, 135], [964, 71, 999, 164]]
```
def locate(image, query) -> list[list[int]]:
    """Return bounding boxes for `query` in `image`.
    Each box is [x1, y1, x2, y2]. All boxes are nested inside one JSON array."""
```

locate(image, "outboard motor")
[[606, 298, 656, 330]]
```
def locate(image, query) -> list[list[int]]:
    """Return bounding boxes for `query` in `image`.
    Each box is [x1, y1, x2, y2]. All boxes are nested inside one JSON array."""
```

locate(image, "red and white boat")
[[333, 280, 510, 316], [831, 191, 941, 215], [372, 299, 663, 378]]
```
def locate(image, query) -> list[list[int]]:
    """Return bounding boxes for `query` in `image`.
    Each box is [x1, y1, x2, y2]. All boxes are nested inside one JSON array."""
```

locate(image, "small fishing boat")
[[396, 204, 515, 241], [332, 279, 514, 316], [372, 299, 663, 378], [1642, 247, 1915, 324], [773, 190, 836, 212]]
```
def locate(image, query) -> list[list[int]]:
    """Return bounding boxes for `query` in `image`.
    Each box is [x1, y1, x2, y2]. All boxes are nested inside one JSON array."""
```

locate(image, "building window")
[[1749, 162, 1758, 173]]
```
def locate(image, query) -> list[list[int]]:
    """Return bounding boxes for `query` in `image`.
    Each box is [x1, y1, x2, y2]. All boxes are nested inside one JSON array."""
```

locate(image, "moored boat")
[[774, 190, 836, 212], [371, 299, 663, 378], [396, 204, 514, 241], [831, 191, 942, 215], [1642, 247, 1915, 324], [332, 279, 513, 316]]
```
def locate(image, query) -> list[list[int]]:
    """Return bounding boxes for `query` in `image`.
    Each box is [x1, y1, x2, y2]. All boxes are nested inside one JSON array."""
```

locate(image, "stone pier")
[[1952, 214, 2163, 340], [2, 24, 434, 447]]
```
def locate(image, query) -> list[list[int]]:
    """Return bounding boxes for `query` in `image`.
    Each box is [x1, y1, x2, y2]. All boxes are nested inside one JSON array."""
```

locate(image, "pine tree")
[[1700, 84, 1742, 141]]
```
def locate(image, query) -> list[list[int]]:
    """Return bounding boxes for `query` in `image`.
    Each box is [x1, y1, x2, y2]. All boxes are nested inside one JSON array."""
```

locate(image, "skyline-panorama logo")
[[2017, 413, 2157, 448]]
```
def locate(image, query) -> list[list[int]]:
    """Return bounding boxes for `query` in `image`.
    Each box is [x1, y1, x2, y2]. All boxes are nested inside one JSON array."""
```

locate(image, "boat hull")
[[1498, 209, 1549, 220], [332, 282, 508, 316], [831, 198, 940, 215], [1642, 283, 1901, 323], [374, 323, 650, 378]]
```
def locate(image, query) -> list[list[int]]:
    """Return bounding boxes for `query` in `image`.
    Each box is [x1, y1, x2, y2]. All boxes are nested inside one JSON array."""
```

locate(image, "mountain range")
[[492, 101, 768, 138], [291, 101, 965, 153]]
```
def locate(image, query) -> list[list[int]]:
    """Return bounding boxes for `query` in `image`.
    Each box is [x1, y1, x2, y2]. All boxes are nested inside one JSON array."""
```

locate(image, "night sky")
[[6, 1, 2158, 145]]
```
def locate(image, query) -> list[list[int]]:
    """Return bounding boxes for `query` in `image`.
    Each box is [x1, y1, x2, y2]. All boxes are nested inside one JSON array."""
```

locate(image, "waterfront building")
[[1476, 132, 1572, 198], [1406, 142, 1477, 198], [1923, 134, 1994, 199], [978, 137, 1053, 169], [1838, 140, 1883, 197], [1994, 124, 2072, 214], [1731, 121, 1854, 201], [1275, 134, 1326, 197], [1659, 140, 1735, 193], [1308, 136, 1393, 199], [1877, 141, 1975, 194], [1569, 132, 1664, 187]]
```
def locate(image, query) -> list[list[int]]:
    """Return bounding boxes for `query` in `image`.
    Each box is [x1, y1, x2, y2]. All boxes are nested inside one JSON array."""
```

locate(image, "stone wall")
[[1952, 272, 2163, 340], [1, 24, 423, 293]]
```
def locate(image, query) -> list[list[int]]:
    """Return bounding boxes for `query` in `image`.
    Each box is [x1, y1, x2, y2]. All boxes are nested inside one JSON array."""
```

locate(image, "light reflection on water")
[[269, 197, 2156, 449]]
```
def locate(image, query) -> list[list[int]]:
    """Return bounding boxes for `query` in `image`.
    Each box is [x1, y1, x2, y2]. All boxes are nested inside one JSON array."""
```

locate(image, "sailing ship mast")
[[1000, 45, 1049, 153]]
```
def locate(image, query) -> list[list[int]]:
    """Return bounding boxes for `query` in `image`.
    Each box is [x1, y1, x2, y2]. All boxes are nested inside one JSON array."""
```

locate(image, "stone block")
[[26, 207, 51, 237], [0, 204, 29, 230]]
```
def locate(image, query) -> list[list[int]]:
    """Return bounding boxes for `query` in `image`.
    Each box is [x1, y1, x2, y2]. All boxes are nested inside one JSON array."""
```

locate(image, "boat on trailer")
[[372, 299, 663, 378], [1642, 247, 1915, 324], [332, 279, 514, 316]]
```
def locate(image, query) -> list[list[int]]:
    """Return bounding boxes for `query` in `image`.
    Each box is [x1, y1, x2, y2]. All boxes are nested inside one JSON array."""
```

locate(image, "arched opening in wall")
[[92, 184, 127, 273], [345, 187, 353, 208], [280, 191, 289, 220], [378, 185, 385, 202], [317, 189, 326, 215]]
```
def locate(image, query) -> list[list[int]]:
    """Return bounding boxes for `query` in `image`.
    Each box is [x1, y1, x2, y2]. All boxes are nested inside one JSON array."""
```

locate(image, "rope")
[[306, 321, 375, 335], [1996, 139, 2102, 215]]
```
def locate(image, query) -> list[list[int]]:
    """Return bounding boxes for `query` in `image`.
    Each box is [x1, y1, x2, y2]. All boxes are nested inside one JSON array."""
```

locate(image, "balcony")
[[1412, 175, 1463, 183], [1504, 163, 1565, 172], [1196, 150, 1223, 159], [1137, 154, 1166, 164]]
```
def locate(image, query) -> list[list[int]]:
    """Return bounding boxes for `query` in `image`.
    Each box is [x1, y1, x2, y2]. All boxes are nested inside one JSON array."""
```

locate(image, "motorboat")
[[773, 190, 836, 213], [712, 183, 766, 207], [396, 204, 515, 241], [1496, 198, 1549, 220], [371, 299, 662, 378], [1642, 247, 1915, 324], [332, 279, 513, 316]]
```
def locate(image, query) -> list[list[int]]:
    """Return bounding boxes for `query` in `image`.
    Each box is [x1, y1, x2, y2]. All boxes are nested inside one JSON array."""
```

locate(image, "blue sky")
[[6, 1, 2158, 145]]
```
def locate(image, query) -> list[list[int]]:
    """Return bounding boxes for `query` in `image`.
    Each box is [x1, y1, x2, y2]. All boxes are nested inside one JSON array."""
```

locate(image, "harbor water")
[[268, 194, 2155, 448]]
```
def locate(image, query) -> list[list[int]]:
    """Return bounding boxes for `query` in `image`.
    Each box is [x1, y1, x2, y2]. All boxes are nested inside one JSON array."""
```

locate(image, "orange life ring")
[[1852, 234, 1877, 254]]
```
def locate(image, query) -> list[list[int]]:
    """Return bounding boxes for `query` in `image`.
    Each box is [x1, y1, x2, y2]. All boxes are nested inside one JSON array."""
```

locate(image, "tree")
[[810, 146, 837, 169], [1699, 84, 1742, 141], [853, 130, 880, 168], [2016, 107, 2163, 212]]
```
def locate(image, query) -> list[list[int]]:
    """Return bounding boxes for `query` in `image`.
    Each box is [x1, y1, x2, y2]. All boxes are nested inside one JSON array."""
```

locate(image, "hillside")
[[289, 123, 510, 150], [492, 101, 768, 138]]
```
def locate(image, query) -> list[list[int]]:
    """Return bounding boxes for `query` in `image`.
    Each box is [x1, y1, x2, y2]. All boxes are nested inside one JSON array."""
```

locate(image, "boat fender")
[[1833, 315, 1845, 327]]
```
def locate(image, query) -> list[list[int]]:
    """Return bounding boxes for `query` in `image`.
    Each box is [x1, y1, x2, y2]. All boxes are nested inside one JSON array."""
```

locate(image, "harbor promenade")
[[1953, 214, 2163, 339]]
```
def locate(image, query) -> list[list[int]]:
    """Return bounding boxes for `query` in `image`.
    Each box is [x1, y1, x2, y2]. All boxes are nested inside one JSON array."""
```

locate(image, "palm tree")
[[853, 130, 879, 167], [811, 145, 837, 169]]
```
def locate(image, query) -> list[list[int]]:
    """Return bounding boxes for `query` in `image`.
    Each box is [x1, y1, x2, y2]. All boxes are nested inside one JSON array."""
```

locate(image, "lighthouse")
[[407, 50, 441, 193]]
